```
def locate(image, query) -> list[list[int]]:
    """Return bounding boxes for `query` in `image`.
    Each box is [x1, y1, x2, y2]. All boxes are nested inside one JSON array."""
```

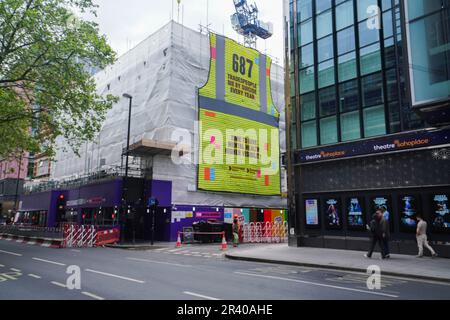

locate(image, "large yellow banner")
[[198, 33, 280, 196]]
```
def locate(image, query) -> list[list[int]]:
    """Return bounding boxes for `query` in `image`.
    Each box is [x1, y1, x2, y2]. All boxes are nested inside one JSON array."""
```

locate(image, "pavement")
[[225, 244, 450, 283], [2, 239, 450, 300]]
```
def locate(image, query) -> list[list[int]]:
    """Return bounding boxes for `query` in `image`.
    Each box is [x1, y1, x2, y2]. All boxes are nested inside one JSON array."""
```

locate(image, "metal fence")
[[0, 225, 64, 239], [242, 222, 288, 243]]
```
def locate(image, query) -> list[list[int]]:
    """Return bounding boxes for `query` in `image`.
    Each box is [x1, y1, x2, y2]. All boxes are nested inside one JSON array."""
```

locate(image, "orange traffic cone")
[[176, 232, 182, 248], [221, 233, 228, 251]]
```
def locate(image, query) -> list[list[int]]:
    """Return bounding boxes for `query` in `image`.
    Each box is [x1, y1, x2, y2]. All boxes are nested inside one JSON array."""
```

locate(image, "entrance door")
[[142, 207, 171, 242]]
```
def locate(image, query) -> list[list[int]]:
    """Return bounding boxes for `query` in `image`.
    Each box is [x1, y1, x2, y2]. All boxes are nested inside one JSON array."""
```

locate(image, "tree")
[[0, 0, 118, 160]]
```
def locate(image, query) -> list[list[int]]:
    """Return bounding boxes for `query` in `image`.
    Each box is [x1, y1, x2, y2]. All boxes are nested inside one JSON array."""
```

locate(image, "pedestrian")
[[380, 207, 391, 259], [365, 210, 386, 259], [416, 215, 438, 258], [232, 217, 240, 248]]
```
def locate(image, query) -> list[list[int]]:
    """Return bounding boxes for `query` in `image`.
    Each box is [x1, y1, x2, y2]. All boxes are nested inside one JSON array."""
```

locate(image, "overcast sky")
[[89, 0, 284, 64]]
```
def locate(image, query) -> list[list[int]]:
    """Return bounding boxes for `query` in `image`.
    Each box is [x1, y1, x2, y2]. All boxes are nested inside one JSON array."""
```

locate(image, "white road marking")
[[183, 291, 220, 300], [184, 254, 193, 256], [71, 249, 81, 253], [0, 264, 4, 267], [27, 241, 36, 245], [234, 272, 399, 298], [10, 268, 21, 272], [82, 291, 105, 300], [28, 274, 42, 279], [32, 257, 66, 266], [51, 281, 67, 288], [85, 268, 145, 284], [0, 249, 23, 256], [126, 257, 192, 268]]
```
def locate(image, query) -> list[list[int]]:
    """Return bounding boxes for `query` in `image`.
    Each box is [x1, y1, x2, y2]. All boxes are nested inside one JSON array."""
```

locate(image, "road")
[[1, 240, 450, 300]]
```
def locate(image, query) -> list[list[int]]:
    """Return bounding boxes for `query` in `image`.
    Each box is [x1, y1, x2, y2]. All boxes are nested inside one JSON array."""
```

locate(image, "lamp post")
[[122, 93, 133, 243]]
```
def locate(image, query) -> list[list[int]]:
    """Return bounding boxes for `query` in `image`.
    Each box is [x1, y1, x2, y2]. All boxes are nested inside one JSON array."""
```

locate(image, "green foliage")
[[0, 0, 118, 159]]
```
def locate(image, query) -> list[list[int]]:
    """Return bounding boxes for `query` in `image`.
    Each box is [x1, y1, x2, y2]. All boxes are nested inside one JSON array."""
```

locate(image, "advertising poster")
[[305, 199, 319, 227], [347, 197, 365, 229], [370, 196, 393, 231], [324, 198, 342, 230], [431, 194, 450, 232], [197, 33, 281, 196], [399, 195, 419, 231]]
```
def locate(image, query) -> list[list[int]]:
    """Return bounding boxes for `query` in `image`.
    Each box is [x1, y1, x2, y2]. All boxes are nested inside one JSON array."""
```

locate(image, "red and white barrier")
[[62, 225, 119, 248], [242, 222, 288, 243]]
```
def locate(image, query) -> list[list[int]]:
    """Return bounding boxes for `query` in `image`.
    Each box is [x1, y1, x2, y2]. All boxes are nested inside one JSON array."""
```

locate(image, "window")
[[383, 10, 393, 39], [339, 80, 359, 112], [337, 27, 356, 55], [319, 86, 337, 117], [338, 52, 357, 82], [318, 60, 335, 88], [320, 116, 338, 145], [362, 72, 384, 107], [388, 101, 401, 133], [358, 20, 380, 47], [386, 68, 399, 102], [357, 0, 378, 22], [317, 35, 334, 62], [298, 0, 313, 22], [301, 93, 316, 121], [408, 8, 450, 104], [300, 67, 315, 94], [316, 10, 333, 39], [336, 0, 354, 30], [299, 20, 313, 46], [341, 111, 361, 141], [316, 0, 332, 15], [360, 43, 381, 75], [300, 43, 314, 69], [302, 121, 318, 148], [364, 105, 387, 137], [384, 37, 396, 69]]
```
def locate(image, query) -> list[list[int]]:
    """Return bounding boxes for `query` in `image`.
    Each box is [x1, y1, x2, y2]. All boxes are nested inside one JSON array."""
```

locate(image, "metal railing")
[[0, 224, 64, 239], [24, 165, 145, 194]]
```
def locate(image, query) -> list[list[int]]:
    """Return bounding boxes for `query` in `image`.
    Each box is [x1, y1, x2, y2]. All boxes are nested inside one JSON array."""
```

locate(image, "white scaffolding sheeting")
[[51, 21, 287, 208]]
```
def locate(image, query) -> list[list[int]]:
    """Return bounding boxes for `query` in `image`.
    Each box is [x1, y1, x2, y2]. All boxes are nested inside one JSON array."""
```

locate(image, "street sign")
[[148, 198, 159, 207]]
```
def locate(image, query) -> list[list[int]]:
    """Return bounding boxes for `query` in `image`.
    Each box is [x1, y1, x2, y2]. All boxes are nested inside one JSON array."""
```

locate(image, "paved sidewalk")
[[225, 244, 450, 283]]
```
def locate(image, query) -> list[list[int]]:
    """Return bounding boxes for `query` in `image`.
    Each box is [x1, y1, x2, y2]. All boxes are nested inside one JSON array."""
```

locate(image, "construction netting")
[[50, 21, 287, 209]]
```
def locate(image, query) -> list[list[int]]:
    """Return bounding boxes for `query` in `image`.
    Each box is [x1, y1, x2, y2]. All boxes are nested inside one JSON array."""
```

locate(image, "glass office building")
[[284, 0, 450, 256]]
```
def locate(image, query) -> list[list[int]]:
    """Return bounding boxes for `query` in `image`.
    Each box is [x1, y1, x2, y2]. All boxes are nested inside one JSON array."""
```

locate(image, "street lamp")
[[122, 93, 133, 243]]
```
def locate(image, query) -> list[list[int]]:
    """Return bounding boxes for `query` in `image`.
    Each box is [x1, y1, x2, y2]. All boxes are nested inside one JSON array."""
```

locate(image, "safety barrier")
[[62, 225, 120, 248], [242, 222, 288, 243], [96, 228, 120, 246], [63, 225, 97, 248]]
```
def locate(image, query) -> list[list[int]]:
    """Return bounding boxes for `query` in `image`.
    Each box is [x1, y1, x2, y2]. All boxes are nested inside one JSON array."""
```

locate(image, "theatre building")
[[284, 0, 450, 256], [19, 21, 288, 241]]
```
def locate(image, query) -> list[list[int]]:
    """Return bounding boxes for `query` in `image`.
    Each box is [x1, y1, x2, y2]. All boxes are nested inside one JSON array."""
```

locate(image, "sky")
[[87, 0, 284, 64]]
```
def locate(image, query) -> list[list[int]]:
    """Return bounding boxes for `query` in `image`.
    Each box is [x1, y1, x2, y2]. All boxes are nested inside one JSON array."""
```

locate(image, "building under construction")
[[19, 21, 287, 241]]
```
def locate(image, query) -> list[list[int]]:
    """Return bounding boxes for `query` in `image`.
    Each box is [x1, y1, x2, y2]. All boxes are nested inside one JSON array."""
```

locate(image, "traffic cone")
[[176, 232, 182, 248], [221, 233, 228, 251]]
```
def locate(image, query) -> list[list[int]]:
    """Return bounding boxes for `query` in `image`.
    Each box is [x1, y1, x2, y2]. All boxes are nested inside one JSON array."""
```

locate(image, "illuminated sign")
[[347, 197, 365, 230], [325, 198, 342, 230], [298, 128, 450, 164], [431, 194, 449, 233], [197, 33, 280, 196], [305, 199, 319, 226], [399, 195, 420, 232]]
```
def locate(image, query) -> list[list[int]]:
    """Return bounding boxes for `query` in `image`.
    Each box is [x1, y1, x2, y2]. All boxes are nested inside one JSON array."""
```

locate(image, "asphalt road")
[[1, 240, 450, 300]]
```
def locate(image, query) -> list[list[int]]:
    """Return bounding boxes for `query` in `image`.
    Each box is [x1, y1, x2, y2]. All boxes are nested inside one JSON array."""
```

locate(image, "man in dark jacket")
[[365, 210, 386, 259]]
